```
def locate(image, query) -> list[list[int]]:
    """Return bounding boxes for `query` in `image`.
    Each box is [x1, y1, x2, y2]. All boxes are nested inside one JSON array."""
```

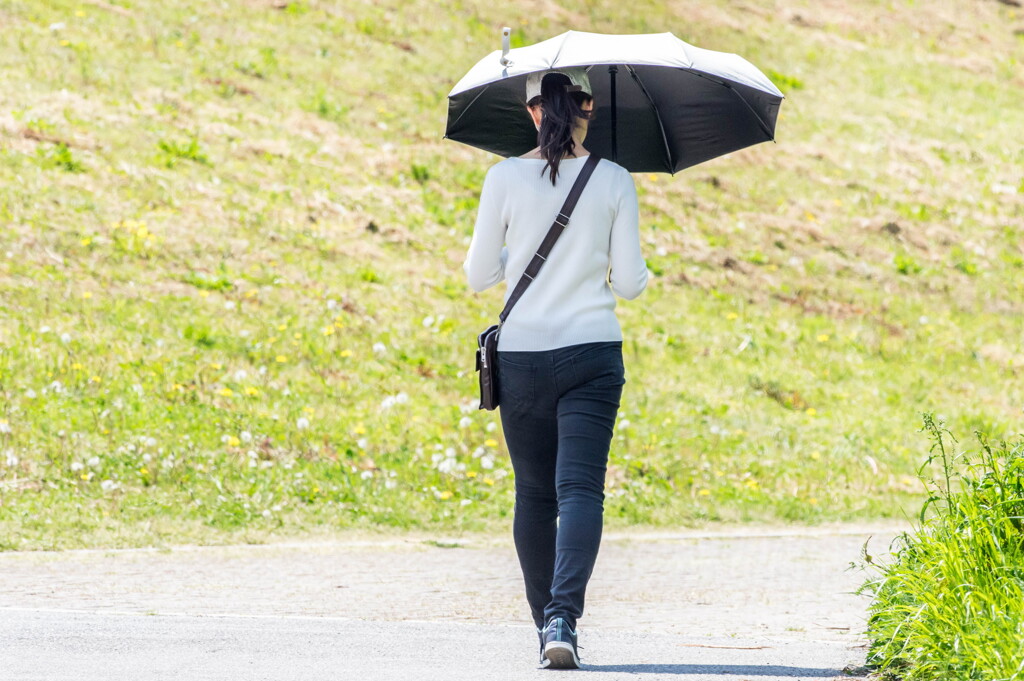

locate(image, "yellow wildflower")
[[81, 237, 92, 246], [816, 334, 830, 342], [245, 289, 258, 298], [353, 424, 366, 435], [698, 488, 711, 496], [200, 291, 210, 298], [322, 326, 334, 336], [245, 386, 259, 396], [810, 451, 821, 460], [726, 312, 739, 320], [275, 355, 287, 363], [483, 478, 495, 486], [72, 362, 83, 371], [806, 408, 817, 416], [466, 471, 478, 478], [277, 324, 287, 331], [90, 376, 101, 383], [226, 436, 241, 447], [219, 388, 233, 397], [340, 349, 353, 358], [484, 438, 498, 448], [439, 490, 453, 500]]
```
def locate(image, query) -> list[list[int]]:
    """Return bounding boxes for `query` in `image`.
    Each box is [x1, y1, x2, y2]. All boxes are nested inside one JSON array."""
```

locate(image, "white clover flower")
[[132, 384, 144, 396], [60, 333, 71, 343], [87, 456, 101, 468], [4, 451, 17, 467], [100, 479, 119, 493], [395, 392, 409, 404], [48, 380, 64, 394], [248, 459, 257, 468], [224, 301, 237, 310], [70, 461, 84, 472], [258, 366, 267, 375], [446, 447, 456, 458], [357, 438, 368, 449], [486, 422, 497, 433], [271, 504, 283, 512], [360, 470, 373, 480], [221, 434, 231, 443], [39, 325, 52, 334], [25, 389, 37, 399], [381, 395, 397, 410], [49, 22, 66, 31], [421, 316, 434, 328], [472, 447, 485, 459], [493, 469, 509, 479], [240, 431, 253, 443], [0, 421, 10, 435], [326, 299, 338, 310], [437, 457, 459, 474], [234, 370, 247, 381], [144, 437, 157, 448], [460, 499, 473, 507], [619, 419, 631, 429], [247, 450, 258, 459], [431, 453, 444, 465], [480, 455, 495, 470], [372, 342, 387, 355], [296, 417, 310, 430], [262, 509, 272, 518], [385, 479, 397, 490], [459, 401, 474, 414], [459, 417, 472, 429], [142, 453, 152, 463]]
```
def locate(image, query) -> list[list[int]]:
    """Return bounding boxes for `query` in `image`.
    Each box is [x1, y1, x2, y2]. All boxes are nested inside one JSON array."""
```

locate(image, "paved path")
[[0, 523, 906, 680]]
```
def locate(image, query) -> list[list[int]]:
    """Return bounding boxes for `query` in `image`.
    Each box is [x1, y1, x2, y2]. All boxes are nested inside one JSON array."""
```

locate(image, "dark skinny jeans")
[[497, 341, 625, 632]]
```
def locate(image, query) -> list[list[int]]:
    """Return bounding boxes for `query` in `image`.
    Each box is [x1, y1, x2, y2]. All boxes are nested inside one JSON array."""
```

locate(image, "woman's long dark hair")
[[528, 72, 593, 186]]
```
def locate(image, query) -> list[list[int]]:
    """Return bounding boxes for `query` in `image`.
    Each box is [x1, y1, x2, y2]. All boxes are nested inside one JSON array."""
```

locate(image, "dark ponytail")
[[528, 72, 593, 186]]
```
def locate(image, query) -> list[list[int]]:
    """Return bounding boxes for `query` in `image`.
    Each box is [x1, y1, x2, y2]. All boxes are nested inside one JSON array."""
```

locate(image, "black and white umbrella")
[[445, 29, 784, 174]]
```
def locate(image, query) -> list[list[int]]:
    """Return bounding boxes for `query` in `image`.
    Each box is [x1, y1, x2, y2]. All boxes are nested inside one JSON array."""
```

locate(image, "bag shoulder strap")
[[497, 153, 602, 324]]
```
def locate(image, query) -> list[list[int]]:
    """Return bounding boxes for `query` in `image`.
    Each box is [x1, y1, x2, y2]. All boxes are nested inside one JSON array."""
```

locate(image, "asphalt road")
[[0, 523, 905, 680]]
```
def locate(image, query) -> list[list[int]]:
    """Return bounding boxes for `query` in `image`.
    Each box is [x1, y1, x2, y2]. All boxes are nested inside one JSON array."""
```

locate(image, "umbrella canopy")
[[446, 30, 784, 174]]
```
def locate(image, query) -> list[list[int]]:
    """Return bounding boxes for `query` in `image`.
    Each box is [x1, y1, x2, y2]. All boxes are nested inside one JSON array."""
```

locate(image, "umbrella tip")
[[500, 26, 512, 67]]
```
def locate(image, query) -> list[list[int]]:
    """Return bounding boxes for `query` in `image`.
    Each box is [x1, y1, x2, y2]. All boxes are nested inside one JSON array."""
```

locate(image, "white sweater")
[[464, 155, 648, 351]]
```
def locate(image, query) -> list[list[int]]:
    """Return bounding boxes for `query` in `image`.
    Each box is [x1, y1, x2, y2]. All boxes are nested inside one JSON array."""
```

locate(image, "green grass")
[[0, 0, 1022, 550], [858, 416, 1024, 680]]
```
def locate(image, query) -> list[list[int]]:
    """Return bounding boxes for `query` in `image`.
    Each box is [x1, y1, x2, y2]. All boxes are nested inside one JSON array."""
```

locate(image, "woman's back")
[[464, 154, 648, 351]]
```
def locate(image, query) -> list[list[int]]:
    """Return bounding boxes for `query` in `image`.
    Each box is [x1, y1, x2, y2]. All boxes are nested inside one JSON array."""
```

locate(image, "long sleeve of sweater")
[[463, 168, 509, 292]]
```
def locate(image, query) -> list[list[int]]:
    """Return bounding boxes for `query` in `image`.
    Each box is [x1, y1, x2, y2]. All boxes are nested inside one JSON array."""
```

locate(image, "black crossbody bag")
[[475, 153, 602, 410]]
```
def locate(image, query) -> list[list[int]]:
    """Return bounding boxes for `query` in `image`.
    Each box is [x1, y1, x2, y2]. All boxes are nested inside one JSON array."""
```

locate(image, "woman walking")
[[463, 67, 648, 669]]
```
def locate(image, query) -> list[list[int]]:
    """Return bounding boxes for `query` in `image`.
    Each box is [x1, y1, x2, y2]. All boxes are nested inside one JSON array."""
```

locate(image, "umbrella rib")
[[625, 65, 674, 173], [686, 70, 776, 142], [446, 84, 492, 134]]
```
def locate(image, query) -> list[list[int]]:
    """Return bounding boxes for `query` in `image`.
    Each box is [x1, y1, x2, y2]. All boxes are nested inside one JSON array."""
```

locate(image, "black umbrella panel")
[[446, 63, 782, 174]]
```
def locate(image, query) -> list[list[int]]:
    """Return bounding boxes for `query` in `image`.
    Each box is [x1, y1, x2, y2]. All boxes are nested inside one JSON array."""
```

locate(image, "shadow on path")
[[582, 663, 842, 677]]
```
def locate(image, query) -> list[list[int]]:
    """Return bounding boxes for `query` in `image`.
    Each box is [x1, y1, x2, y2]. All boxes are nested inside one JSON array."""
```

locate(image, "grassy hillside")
[[0, 0, 1022, 549]]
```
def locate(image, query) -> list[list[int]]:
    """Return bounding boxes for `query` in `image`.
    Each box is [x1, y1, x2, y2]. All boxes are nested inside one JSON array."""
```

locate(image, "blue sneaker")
[[541, 617, 580, 669]]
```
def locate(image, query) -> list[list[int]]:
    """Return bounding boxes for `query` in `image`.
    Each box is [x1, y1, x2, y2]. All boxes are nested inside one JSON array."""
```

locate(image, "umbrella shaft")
[[609, 65, 618, 163]]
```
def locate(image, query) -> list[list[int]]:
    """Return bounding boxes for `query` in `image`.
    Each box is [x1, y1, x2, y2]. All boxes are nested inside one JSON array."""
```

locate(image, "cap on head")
[[525, 67, 592, 102]]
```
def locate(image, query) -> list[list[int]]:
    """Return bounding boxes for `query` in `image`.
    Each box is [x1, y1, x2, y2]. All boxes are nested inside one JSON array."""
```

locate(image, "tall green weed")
[[859, 415, 1024, 680]]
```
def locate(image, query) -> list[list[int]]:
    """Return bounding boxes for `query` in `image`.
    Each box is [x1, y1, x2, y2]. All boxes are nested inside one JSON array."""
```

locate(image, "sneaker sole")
[[542, 641, 580, 670]]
